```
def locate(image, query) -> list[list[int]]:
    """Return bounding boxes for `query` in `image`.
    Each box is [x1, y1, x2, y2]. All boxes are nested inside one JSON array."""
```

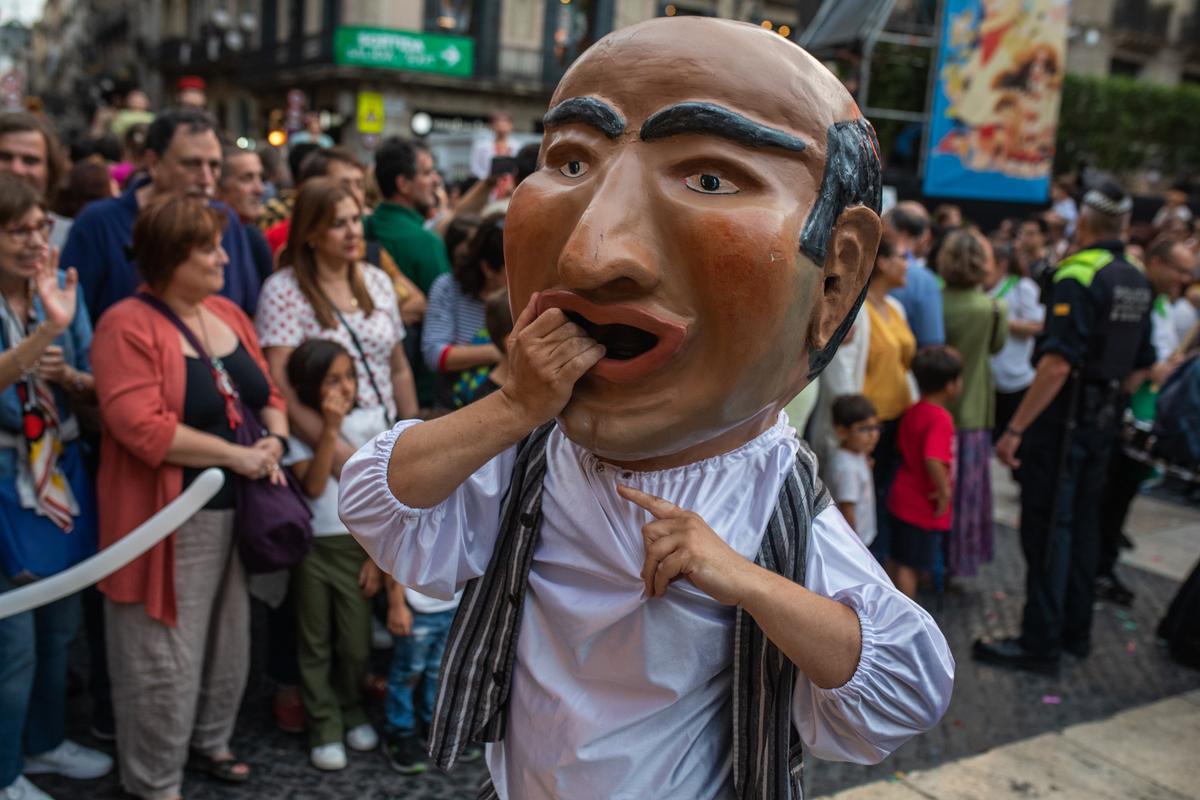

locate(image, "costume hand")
[[995, 431, 1021, 469], [617, 484, 755, 605], [358, 560, 383, 598], [387, 601, 413, 637], [36, 345, 70, 384], [35, 249, 77, 335], [321, 387, 353, 428], [499, 293, 605, 428]]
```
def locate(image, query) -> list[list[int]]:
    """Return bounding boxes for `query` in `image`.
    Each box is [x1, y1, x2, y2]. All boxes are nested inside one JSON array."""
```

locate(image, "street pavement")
[[32, 468, 1200, 800]]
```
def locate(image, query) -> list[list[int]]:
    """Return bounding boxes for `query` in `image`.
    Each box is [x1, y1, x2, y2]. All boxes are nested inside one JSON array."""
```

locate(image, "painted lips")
[[534, 290, 688, 383]]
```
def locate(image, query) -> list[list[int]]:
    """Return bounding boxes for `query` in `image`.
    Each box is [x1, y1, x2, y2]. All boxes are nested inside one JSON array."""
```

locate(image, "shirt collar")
[[117, 176, 151, 212], [377, 201, 425, 225]]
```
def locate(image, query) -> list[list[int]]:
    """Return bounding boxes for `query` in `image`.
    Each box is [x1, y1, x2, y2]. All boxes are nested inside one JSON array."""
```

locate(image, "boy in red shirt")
[[887, 347, 964, 598]]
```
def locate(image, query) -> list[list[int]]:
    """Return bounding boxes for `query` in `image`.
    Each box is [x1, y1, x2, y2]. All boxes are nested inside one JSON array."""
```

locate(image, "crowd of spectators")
[[0, 91, 1198, 800]]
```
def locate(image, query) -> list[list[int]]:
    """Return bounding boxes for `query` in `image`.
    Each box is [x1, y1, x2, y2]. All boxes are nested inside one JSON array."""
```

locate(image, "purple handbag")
[[136, 294, 312, 573]]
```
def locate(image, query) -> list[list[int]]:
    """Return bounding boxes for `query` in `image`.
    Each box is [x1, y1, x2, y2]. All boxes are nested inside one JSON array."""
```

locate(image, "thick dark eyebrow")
[[639, 102, 808, 153], [543, 97, 626, 139]]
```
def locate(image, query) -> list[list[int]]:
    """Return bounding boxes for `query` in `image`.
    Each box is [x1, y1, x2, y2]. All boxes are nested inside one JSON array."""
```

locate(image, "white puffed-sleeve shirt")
[[340, 414, 955, 800]]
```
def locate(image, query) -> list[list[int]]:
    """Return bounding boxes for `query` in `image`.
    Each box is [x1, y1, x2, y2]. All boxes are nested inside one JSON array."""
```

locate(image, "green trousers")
[[293, 535, 372, 748]]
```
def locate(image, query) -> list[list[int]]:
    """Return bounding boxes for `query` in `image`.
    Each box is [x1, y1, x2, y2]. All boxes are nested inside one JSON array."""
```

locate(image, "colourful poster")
[[922, 0, 1069, 202]]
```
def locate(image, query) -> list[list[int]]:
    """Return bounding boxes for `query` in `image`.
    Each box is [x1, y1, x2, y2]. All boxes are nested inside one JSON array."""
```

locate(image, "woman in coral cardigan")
[[91, 194, 288, 800]]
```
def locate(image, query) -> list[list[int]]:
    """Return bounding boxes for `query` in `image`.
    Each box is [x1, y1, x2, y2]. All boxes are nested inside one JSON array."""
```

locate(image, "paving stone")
[[1062, 697, 1200, 798], [900, 731, 1191, 800], [825, 780, 932, 800]]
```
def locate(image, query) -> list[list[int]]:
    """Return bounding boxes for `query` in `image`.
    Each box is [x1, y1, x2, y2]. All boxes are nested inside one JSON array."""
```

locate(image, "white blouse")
[[339, 414, 954, 800], [255, 266, 405, 417]]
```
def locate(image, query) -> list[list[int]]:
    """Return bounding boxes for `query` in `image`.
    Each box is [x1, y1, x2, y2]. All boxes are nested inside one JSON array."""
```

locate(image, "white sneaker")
[[345, 723, 379, 752], [310, 742, 347, 771], [3, 775, 54, 800], [371, 617, 393, 649], [23, 740, 112, 780]]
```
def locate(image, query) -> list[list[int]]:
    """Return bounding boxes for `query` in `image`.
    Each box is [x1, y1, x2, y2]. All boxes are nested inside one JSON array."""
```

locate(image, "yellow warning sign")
[[357, 92, 384, 134]]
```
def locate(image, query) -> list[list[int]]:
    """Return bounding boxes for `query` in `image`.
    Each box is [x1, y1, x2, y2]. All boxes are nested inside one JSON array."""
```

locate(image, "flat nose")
[[556, 157, 660, 297]]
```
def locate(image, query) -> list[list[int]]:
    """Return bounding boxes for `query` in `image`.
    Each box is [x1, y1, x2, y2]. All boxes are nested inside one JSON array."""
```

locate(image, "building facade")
[[131, 1, 803, 165], [1064, 0, 1200, 85]]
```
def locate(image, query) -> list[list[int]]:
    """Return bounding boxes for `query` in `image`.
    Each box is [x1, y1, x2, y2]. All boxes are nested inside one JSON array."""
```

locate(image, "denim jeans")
[[385, 608, 455, 736], [0, 575, 81, 787]]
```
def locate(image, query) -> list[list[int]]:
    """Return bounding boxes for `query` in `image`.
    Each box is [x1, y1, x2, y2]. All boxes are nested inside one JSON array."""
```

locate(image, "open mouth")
[[562, 310, 658, 361], [535, 290, 688, 383]]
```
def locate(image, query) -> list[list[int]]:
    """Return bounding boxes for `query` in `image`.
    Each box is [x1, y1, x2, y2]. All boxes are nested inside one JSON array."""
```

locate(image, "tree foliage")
[[1054, 74, 1200, 178]]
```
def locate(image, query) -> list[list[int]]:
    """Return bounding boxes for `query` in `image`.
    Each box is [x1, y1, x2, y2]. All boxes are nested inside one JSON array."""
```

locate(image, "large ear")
[[807, 204, 881, 353]]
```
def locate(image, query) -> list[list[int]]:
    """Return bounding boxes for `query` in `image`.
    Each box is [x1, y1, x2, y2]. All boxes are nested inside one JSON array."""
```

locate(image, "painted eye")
[[684, 173, 740, 195], [559, 160, 589, 179]]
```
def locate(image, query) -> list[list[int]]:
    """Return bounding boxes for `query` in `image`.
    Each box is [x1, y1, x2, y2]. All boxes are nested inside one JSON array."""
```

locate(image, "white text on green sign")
[[334, 27, 474, 78]]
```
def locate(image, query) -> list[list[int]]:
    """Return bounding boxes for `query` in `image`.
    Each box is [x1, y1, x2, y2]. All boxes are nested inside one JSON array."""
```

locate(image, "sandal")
[[189, 752, 251, 784]]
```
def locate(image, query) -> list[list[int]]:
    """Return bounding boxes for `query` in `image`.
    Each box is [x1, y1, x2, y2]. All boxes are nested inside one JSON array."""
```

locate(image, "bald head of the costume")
[[505, 17, 882, 461]]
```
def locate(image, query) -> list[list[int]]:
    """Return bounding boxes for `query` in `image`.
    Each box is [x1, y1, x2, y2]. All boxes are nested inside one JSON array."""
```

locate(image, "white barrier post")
[[0, 468, 225, 620]]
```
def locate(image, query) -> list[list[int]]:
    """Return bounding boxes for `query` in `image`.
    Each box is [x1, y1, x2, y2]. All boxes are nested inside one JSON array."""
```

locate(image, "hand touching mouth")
[[535, 290, 688, 383]]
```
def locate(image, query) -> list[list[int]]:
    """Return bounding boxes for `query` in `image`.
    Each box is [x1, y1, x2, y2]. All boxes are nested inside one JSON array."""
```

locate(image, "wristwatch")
[[270, 433, 290, 457]]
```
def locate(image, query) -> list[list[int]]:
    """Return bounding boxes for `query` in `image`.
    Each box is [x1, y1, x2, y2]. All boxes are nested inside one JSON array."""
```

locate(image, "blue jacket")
[[890, 257, 945, 348], [60, 181, 260, 323]]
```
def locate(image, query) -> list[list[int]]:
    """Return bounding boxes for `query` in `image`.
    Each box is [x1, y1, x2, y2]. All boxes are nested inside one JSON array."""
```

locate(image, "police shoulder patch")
[[1053, 303, 1071, 316]]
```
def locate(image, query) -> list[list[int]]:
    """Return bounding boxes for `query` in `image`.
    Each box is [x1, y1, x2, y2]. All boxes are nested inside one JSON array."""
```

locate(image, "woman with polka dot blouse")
[[257, 177, 418, 472]]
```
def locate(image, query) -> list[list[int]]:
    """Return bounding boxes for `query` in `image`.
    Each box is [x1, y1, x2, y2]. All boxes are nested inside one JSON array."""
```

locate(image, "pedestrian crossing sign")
[[357, 92, 385, 134]]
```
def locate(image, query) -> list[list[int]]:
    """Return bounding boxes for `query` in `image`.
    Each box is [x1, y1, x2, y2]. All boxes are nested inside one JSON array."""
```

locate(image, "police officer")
[[974, 181, 1156, 674]]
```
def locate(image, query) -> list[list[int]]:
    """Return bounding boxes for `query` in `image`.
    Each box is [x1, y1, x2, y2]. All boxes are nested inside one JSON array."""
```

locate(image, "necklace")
[[196, 308, 220, 367], [319, 275, 359, 311], [194, 307, 243, 429]]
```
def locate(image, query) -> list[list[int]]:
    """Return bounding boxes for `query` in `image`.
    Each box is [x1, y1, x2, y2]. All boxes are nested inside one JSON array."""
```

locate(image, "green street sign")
[[334, 27, 474, 78]]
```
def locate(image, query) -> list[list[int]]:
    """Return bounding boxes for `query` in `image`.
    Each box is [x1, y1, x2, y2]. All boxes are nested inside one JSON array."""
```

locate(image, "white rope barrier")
[[0, 468, 225, 620]]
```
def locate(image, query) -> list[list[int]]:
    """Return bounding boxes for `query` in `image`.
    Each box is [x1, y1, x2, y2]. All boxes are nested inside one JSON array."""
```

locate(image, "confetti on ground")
[[1115, 609, 1130, 620], [953, 719, 965, 728], [1042, 695, 1062, 705], [1123, 620, 1139, 631], [1127, 642, 1137, 654], [993, 591, 1007, 601], [986, 611, 998, 621], [1151, 555, 1162, 563]]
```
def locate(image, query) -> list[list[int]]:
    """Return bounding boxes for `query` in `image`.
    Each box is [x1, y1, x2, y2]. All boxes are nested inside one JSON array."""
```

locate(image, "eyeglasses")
[[3, 218, 54, 243]]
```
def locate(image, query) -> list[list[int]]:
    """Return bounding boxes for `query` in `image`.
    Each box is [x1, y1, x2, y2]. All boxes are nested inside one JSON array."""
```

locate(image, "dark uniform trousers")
[[1010, 242, 1155, 660], [1017, 402, 1116, 657]]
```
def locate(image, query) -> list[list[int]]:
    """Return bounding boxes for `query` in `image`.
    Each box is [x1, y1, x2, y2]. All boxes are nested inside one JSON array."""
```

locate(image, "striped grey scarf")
[[429, 423, 829, 800]]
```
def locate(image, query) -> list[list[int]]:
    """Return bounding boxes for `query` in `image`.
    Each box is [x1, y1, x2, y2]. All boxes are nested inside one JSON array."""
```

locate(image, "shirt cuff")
[[365, 421, 441, 519], [812, 605, 877, 700]]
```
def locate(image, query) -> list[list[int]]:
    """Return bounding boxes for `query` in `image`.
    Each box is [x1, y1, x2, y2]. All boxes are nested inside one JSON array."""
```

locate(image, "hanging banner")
[[922, 0, 1069, 202]]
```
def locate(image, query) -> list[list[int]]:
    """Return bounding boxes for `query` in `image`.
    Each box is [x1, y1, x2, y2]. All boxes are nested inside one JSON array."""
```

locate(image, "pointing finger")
[[617, 484, 686, 520]]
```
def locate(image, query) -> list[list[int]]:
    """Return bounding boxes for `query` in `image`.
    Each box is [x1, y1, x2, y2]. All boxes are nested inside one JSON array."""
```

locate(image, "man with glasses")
[[0, 112, 71, 250], [61, 109, 260, 322]]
